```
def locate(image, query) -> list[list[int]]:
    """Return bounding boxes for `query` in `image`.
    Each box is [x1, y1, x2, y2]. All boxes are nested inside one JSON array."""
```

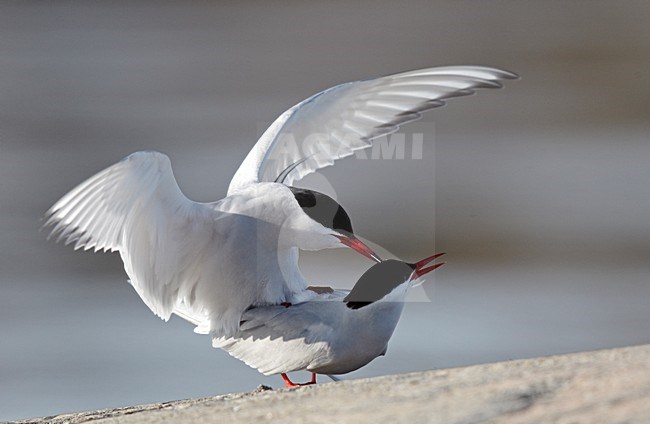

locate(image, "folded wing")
[[213, 302, 343, 375]]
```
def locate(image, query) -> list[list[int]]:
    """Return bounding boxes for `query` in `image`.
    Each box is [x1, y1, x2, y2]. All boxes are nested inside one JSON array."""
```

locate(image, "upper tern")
[[45, 66, 516, 338]]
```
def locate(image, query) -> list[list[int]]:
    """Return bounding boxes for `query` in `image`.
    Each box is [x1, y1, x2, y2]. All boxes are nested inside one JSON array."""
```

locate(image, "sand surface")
[[16, 344, 650, 424]]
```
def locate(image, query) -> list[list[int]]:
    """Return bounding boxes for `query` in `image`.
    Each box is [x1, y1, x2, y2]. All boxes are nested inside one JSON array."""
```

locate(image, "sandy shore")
[[16, 344, 650, 424]]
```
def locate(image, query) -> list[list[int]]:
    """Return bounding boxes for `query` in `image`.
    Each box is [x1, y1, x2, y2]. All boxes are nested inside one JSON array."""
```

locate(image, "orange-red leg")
[[281, 372, 317, 388]]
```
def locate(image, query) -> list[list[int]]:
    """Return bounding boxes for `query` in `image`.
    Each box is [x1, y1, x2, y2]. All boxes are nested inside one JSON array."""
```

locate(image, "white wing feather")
[[228, 66, 517, 193], [213, 301, 344, 375], [45, 151, 287, 336]]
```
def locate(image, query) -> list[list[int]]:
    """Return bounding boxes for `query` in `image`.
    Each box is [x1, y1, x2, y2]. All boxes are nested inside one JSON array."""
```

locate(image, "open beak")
[[411, 252, 446, 280], [335, 234, 381, 263]]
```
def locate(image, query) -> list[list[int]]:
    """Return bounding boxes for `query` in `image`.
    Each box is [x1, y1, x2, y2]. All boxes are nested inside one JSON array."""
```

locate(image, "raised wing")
[[228, 66, 517, 193], [45, 151, 281, 336]]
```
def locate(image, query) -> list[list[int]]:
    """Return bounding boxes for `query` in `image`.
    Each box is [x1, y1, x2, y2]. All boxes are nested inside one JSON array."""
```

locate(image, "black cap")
[[344, 260, 414, 309], [289, 187, 353, 234]]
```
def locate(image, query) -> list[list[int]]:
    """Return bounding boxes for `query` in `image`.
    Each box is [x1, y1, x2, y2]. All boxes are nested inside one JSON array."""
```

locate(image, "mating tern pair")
[[45, 65, 516, 387]]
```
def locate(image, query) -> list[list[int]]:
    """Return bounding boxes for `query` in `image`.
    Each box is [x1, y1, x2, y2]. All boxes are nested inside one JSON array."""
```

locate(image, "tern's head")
[[344, 253, 445, 309], [288, 187, 380, 262]]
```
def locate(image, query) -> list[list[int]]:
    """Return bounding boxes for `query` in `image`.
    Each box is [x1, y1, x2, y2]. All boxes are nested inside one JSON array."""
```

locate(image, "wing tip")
[[498, 68, 521, 80], [393, 65, 520, 82], [124, 150, 170, 162]]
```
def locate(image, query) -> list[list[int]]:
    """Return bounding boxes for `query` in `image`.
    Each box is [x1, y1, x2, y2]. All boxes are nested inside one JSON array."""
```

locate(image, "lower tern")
[[211, 253, 445, 388]]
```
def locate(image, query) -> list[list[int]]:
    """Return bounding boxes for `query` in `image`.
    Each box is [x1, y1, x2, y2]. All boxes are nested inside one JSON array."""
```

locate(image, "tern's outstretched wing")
[[228, 66, 517, 193], [45, 151, 282, 336]]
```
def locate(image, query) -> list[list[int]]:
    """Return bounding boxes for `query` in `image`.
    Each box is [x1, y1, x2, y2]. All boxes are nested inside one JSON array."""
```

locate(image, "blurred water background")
[[1, 1, 650, 421]]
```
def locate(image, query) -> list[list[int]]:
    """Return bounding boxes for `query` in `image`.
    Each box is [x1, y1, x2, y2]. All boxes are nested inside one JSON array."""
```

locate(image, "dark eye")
[[291, 188, 317, 208], [332, 205, 353, 234]]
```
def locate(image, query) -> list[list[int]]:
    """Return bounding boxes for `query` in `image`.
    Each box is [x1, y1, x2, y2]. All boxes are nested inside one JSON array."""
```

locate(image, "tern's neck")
[[280, 247, 307, 297], [351, 291, 407, 346]]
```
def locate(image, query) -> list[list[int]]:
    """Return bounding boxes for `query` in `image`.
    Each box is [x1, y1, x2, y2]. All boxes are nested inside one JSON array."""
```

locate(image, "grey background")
[[1, 1, 649, 421]]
